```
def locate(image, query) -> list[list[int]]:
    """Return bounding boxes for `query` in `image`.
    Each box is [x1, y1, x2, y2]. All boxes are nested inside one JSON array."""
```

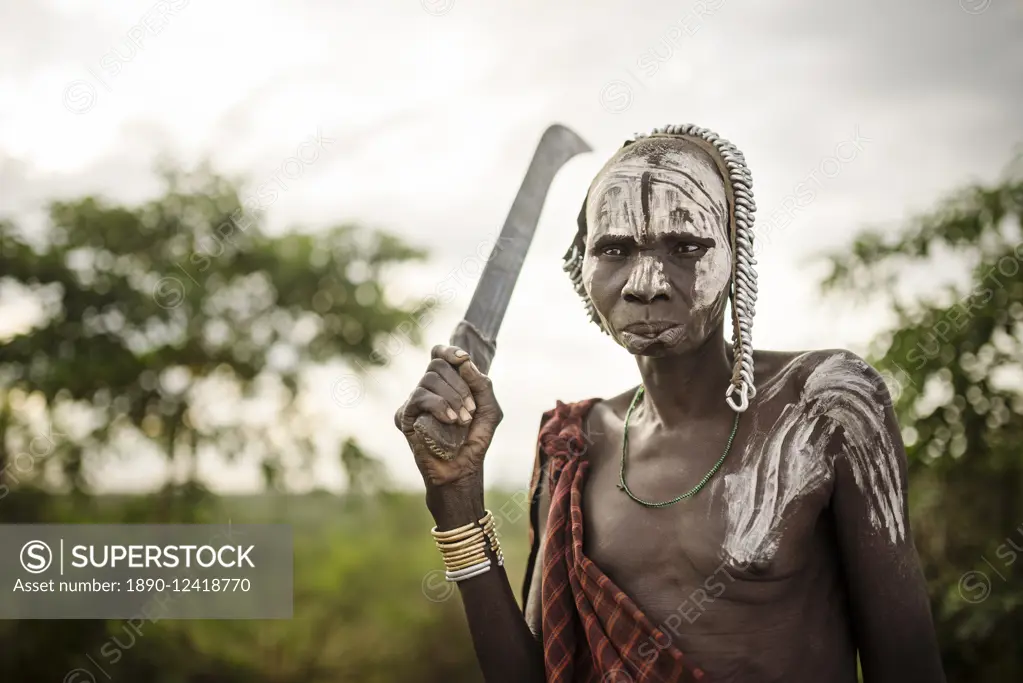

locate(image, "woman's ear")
[[562, 191, 604, 330], [563, 194, 589, 264]]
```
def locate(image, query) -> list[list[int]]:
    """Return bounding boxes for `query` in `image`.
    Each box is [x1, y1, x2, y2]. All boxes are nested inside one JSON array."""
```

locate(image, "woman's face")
[[581, 139, 732, 356]]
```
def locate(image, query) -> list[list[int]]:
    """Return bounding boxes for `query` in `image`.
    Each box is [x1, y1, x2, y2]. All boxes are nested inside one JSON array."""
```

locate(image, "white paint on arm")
[[808, 354, 906, 544]]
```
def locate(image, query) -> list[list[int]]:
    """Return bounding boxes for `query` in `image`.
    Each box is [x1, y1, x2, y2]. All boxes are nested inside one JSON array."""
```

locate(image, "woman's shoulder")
[[538, 384, 639, 430], [752, 348, 884, 404], [536, 397, 601, 452], [535, 385, 639, 458]]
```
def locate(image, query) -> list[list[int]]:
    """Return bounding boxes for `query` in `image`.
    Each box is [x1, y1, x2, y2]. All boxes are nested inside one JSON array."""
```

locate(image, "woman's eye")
[[601, 246, 625, 257], [673, 243, 702, 255]]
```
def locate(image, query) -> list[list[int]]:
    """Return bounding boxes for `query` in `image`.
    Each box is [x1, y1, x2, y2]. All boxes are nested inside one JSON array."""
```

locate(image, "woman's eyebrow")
[[652, 228, 717, 246], [590, 230, 716, 249], [591, 233, 637, 250]]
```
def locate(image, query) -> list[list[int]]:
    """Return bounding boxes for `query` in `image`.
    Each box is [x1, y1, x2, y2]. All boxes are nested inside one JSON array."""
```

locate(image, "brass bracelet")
[[433, 521, 486, 543], [435, 532, 485, 552], [441, 544, 489, 564], [431, 509, 503, 573], [446, 551, 491, 571], [431, 520, 477, 540], [431, 512, 492, 539]]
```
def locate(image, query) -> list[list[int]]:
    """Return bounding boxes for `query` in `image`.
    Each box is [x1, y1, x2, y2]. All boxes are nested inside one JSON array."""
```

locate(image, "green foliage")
[[0, 163, 521, 681], [821, 151, 1023, 681], [0, 491, 531, 683], [340, 437, 390, 496], [0, 164, 428, 494]]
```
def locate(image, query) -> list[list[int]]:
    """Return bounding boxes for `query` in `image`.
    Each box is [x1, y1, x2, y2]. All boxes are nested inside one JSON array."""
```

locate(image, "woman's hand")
[[395, 344, 503, 489]]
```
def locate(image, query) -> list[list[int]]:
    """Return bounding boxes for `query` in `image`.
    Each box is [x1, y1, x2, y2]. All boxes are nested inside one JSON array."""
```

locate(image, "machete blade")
[[414, 123, 591, 460], [462, 123, 592, 344]]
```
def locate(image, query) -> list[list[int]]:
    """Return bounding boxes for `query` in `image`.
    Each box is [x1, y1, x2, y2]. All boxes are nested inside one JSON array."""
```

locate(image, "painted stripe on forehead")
[[596, 164, 724, 215], [640, 171, 652, 241], [645, 175, 724, 221], [589, 171, 726, 242], [605, 147, 727, 210]]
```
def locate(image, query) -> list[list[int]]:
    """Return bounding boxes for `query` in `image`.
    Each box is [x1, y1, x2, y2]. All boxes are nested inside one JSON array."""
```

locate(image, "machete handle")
[[412, 415, 469, 461], [413, 320, 497, 461]]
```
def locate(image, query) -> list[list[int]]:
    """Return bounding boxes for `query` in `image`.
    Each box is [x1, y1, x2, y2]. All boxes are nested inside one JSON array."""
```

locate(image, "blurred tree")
[[821, 151, 1023, 681], [0, 163, 437, 682], [0, 163, 428, 502], [340, 436, 389, 497]]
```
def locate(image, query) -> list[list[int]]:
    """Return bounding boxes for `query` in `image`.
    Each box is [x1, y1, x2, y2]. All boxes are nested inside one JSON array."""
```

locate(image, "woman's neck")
[[633, 326, 734, 426]]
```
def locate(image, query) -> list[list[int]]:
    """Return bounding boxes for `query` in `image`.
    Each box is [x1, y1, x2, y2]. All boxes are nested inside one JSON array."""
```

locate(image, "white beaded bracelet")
[[446, 558, 492, 582]]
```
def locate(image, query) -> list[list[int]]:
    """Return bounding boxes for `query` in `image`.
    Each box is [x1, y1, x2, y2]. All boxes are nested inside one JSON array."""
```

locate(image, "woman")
[[394, 124, 945, 682]]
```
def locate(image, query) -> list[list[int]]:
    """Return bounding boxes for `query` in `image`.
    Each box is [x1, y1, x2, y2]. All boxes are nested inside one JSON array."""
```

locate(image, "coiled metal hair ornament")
[[562, 123, 758, 413]]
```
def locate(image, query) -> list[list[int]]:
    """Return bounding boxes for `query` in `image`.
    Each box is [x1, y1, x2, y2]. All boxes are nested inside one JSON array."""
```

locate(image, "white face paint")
[[721, 352, 907, 567], [580, 140, 731, 318], [624, 256, 670, 299]]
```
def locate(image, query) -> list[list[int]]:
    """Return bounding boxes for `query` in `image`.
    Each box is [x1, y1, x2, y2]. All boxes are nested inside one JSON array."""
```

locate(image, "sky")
[[1, 0, 1021, 492]]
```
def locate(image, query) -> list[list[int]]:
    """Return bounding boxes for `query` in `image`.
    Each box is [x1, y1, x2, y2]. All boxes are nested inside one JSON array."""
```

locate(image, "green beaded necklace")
[[618, 385, 741, 508]]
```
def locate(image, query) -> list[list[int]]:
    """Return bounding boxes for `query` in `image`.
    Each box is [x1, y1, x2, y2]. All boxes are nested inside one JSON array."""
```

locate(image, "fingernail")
[[465, 396, 476, 412], [446, 408, 458, 422], [454, 349, 469, 358], [459, 407, 472, 423]]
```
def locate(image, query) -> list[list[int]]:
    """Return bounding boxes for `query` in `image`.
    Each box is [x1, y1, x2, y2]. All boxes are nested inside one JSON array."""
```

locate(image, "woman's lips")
[[618, 322, 684, 349], [621, 321, 679, 336]]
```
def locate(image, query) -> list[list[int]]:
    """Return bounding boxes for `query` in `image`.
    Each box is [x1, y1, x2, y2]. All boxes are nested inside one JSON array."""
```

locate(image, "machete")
[[414, 123, 591, 460]]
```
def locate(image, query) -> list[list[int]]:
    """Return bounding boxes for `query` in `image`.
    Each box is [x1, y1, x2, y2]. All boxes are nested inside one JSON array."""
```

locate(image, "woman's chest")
[[578, 411, 835, 600]]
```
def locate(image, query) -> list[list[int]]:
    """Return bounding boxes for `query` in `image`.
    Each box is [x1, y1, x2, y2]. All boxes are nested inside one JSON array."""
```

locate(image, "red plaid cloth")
[[524, 399, 704, 683]]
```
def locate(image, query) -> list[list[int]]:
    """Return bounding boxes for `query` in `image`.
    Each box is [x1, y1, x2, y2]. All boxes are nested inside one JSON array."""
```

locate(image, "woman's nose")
[[622, 255, 671, 304]]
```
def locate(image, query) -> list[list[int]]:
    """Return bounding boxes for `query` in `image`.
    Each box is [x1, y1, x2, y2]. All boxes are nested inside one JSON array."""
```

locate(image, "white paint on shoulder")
[[721, 352, 906, 567]]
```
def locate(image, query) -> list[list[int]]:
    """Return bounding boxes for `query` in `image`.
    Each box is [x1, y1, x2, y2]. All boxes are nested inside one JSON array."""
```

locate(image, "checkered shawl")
[[522, 399, 705, 682]]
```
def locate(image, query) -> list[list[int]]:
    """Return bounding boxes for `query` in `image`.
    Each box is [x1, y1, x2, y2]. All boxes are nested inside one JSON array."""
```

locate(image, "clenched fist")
[[395, 344, 503, 489]]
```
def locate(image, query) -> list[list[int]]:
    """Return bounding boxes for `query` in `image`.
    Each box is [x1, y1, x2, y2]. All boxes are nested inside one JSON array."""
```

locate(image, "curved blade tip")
[[543, 123, 593, 155]]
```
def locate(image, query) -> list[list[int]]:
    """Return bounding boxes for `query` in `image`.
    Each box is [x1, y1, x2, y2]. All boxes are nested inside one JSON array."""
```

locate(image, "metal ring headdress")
[[562, 123, 758, 413]]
